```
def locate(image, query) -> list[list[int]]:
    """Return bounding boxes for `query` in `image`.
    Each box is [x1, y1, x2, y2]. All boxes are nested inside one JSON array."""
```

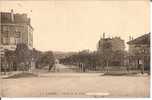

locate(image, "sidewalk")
[[0, 71, 36, 79], [1, 71, 20, 78]]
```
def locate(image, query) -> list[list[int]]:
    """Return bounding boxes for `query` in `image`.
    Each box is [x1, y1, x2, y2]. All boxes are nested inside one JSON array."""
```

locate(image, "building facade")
[[0, 10, 33, 53], [97, 33, 125, 67], [0, 10, 34, 71], [97, 36, 125, 52], [127, 33, 150, 71]]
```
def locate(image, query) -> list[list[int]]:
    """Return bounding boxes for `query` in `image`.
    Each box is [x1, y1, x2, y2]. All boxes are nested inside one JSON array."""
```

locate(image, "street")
[[54, 64, 78, 72], [0, 64, 150, 97]]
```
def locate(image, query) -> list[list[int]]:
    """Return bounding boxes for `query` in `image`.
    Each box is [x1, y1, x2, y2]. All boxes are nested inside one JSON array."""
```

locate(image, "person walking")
[[139, 59, 144, 74], [48, 61, 55, 72]]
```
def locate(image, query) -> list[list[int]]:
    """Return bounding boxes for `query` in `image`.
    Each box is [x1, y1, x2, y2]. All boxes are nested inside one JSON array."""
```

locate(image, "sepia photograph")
[[0, 0, 150, 98]]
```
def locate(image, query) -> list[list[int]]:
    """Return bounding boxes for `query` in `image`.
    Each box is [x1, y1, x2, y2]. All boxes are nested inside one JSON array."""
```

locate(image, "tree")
[[36, 51, 55, 71], [15, 43, 32, 71], [111, 50, 124, 66], [32, 48, 42, 68], [101, 41, 113, 72], [4, 49, 16, 72]]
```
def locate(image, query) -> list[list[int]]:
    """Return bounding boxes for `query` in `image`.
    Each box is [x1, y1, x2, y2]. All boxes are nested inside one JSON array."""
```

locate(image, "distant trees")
[[60, 50, 99, 71]]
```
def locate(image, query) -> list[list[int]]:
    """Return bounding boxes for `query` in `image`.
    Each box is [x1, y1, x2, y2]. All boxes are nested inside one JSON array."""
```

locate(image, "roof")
[[0, 12, 33, 29], [127, 33, 150, 45]]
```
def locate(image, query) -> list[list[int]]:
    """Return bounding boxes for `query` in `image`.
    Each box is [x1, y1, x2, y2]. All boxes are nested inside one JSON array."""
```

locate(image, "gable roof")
[[127, 33, 150, 45]]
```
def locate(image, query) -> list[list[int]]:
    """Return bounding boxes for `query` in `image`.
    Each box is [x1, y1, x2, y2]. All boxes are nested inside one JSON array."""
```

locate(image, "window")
[[2, 26, 9, 31], [3, 37, 9, 45], [16, 37, 21, 44], [2, 32, 9, 38], [16, 32, 21, 38], [9, 26, 15, 31], [10, 37, 15, 44]]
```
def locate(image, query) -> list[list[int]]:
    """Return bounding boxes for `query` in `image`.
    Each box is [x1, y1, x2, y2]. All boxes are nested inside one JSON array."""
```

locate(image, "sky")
[[0, 0, 150, 52]]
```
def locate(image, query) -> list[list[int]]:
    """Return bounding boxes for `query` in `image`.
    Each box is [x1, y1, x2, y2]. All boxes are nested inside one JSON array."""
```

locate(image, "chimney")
[[103, 32, 105, 39], [129, 35, 131, 41], [132, 37, 134, 40], [11, 9, 14, 22]]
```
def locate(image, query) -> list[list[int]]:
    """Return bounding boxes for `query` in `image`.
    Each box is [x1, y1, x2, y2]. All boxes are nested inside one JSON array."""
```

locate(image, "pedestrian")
[[139, 59, 144, 74], [83, 64, 86, 72], [48, 62, 55, 72], [48, 64, 52, 71]]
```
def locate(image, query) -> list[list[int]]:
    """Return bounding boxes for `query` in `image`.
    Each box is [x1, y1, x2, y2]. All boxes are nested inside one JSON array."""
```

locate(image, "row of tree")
[[1, 43, 55, 72], [60, 50, 99, 70], [59, 49, 126, 71]]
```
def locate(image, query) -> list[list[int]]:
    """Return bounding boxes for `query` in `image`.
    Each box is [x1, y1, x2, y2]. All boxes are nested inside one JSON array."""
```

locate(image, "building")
[[0, 10, 34, 71], [0, 10, 33, 53], [97, 33, 125, 67], [97, 33, 125, 53], [127, 33, 150, 71]]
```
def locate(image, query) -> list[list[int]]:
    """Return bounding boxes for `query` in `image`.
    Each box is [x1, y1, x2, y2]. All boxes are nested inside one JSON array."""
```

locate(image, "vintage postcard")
[[0, 0, 150, 98]]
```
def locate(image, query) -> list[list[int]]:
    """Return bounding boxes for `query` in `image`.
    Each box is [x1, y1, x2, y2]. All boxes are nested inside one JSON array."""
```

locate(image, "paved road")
[[0, 70, 150, 97], [0, 64, 150, 97], [54, 64, 78, 72]]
